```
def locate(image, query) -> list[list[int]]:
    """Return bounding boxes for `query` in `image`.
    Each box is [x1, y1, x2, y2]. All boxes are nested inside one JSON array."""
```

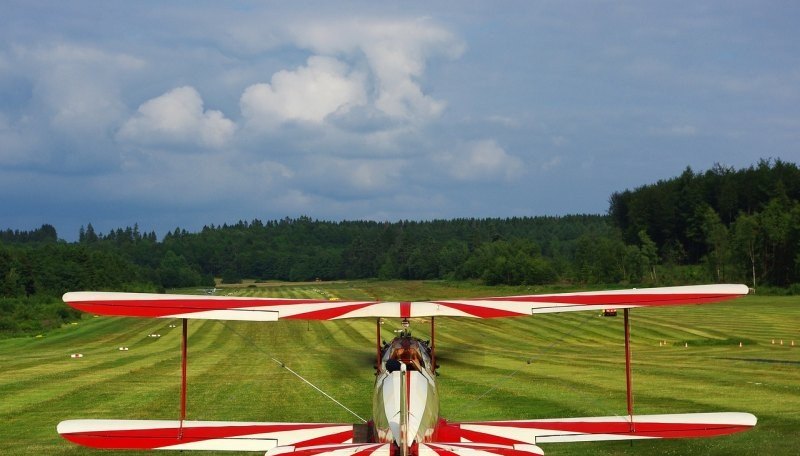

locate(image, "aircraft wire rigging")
[[459, 309, 601, 414], [217, 320, 368, 423]]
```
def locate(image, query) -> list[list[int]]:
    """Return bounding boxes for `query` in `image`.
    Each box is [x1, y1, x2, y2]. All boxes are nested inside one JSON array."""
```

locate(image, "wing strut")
[[179, 318, 188, 438], [624, 309, 634, 431], [430, 317, 436, 375], [376, 318, 382, 374]]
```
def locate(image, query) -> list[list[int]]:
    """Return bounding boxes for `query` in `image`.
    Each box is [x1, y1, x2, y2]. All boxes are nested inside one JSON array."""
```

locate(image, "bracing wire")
[[459, 310, 617, 415], [218, 320, 367, 423]]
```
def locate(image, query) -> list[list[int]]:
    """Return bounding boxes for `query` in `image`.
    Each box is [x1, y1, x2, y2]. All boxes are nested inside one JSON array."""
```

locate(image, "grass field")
[[2, 280, 798, 455]]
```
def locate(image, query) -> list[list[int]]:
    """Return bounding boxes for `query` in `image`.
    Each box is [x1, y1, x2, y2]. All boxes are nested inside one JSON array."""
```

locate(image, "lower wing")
[[57, 419, 354, 452], [57, 421, 547, 456], [443, 412, 757, 444]]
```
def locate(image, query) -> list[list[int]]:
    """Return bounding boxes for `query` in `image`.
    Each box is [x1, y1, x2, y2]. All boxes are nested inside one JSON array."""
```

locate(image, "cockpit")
[[381, 336, 432, 372]]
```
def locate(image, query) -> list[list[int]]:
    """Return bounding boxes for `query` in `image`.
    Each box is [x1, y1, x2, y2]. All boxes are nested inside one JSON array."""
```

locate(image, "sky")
[[1, 1, 799, 241]]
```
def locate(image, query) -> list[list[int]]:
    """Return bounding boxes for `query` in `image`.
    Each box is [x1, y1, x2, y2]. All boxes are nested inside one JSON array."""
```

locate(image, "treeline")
[[161, 216, 608, 285], [610, 159, 800, 287], [0, 216, 611, 298]]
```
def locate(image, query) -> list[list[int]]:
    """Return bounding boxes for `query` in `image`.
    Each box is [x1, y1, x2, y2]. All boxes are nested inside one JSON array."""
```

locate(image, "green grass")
[[2, 281, 798, 455]]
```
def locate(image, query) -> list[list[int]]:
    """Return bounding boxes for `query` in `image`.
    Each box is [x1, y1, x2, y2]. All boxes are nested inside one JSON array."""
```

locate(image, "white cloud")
[[118, 86, 235, 148], [240, 56, 367, 126], [439, 139, 523, 181], [288, 17, 465, 122]]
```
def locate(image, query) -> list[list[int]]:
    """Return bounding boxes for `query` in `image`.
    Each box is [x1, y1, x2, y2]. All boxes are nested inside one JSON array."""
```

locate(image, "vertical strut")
[[376, 318, 382, 373], [623, 309, 634, 431], [430, 317, 436, 374], [180, 318, 188, 437]]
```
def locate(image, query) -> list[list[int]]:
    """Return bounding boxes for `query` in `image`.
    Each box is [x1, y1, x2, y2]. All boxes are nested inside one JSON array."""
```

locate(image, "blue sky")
[[2, 1, 798, 240]]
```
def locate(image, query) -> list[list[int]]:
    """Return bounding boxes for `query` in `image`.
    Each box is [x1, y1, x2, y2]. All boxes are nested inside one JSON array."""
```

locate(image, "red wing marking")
[[68, 297, 327, 318], [293, 430, 355, 447], [430, 301, 527, 318], [453, 428, 522, 445], [57, 420, 353, 451], [283, 302, 378, 320], [453, 412, 757, 444], [288, 443, 388, 456], [421, 443, 544, 456], [421, 445, 460, 456], [467, 419, 750, 438], [400, 302, 411, 318], [479, 293, 741, 306]]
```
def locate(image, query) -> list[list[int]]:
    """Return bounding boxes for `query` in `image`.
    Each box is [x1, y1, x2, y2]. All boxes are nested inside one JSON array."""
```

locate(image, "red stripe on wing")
[[479, 293, 741, 306], [290, 443, 387, 456], [422, 444, 461, 456], [431, 301, 528, 318], [455, 428, 524, 445], [293, 430, 355, 447], [283, 302, 378, 320], [425, 443, 543, 456], [463, 419, 752, 439], [68, 298, 329, 318], [60, 423, 350, 450], [400, 302, 411, 318]]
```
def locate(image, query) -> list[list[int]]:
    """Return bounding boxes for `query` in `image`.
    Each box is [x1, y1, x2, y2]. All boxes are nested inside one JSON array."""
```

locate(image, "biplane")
[[58, 284, 756, 455]]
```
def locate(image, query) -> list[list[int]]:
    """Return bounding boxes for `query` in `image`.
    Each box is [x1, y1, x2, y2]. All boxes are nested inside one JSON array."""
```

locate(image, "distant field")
[[2, 281, 798, 455]]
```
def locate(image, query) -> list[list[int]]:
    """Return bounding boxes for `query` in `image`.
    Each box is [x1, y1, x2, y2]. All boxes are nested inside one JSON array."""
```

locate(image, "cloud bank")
[[1, 2, 796, 239]]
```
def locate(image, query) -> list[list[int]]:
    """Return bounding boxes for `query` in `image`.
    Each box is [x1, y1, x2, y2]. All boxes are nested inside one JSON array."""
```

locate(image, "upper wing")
[[438, 412, 757, 445], [63, 284, 748, 321]]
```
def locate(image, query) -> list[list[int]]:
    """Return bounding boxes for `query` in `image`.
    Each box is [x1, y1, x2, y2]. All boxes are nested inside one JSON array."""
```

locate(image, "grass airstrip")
[[2, 280, 799, 455]]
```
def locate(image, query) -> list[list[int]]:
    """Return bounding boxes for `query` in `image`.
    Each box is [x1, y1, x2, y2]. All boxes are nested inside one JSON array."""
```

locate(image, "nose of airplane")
[[380, 362, 430, 450]]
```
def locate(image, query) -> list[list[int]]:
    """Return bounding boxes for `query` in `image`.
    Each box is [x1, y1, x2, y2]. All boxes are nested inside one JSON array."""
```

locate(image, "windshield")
[[382, 337, 431, 372]]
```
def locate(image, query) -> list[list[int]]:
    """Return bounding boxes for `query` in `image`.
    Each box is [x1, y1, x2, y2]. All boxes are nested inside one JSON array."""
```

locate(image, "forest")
[[2, 159, 799, 334]]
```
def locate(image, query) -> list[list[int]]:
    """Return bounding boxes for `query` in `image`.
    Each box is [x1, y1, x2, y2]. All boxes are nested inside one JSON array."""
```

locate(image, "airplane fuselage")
[[373, 334, 439, 450]]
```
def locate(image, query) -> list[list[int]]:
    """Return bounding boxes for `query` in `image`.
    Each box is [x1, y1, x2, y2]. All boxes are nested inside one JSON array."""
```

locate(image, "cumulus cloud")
[[118, 86, 235, 148], [240, 56, 367, 127], [289, 18, 464, 122], [235, 16, 466, 137], [439, 139, 523, 181]]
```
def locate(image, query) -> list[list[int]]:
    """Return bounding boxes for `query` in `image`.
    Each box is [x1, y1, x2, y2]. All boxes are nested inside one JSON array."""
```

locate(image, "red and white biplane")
[[58, 284, 756, 455]]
